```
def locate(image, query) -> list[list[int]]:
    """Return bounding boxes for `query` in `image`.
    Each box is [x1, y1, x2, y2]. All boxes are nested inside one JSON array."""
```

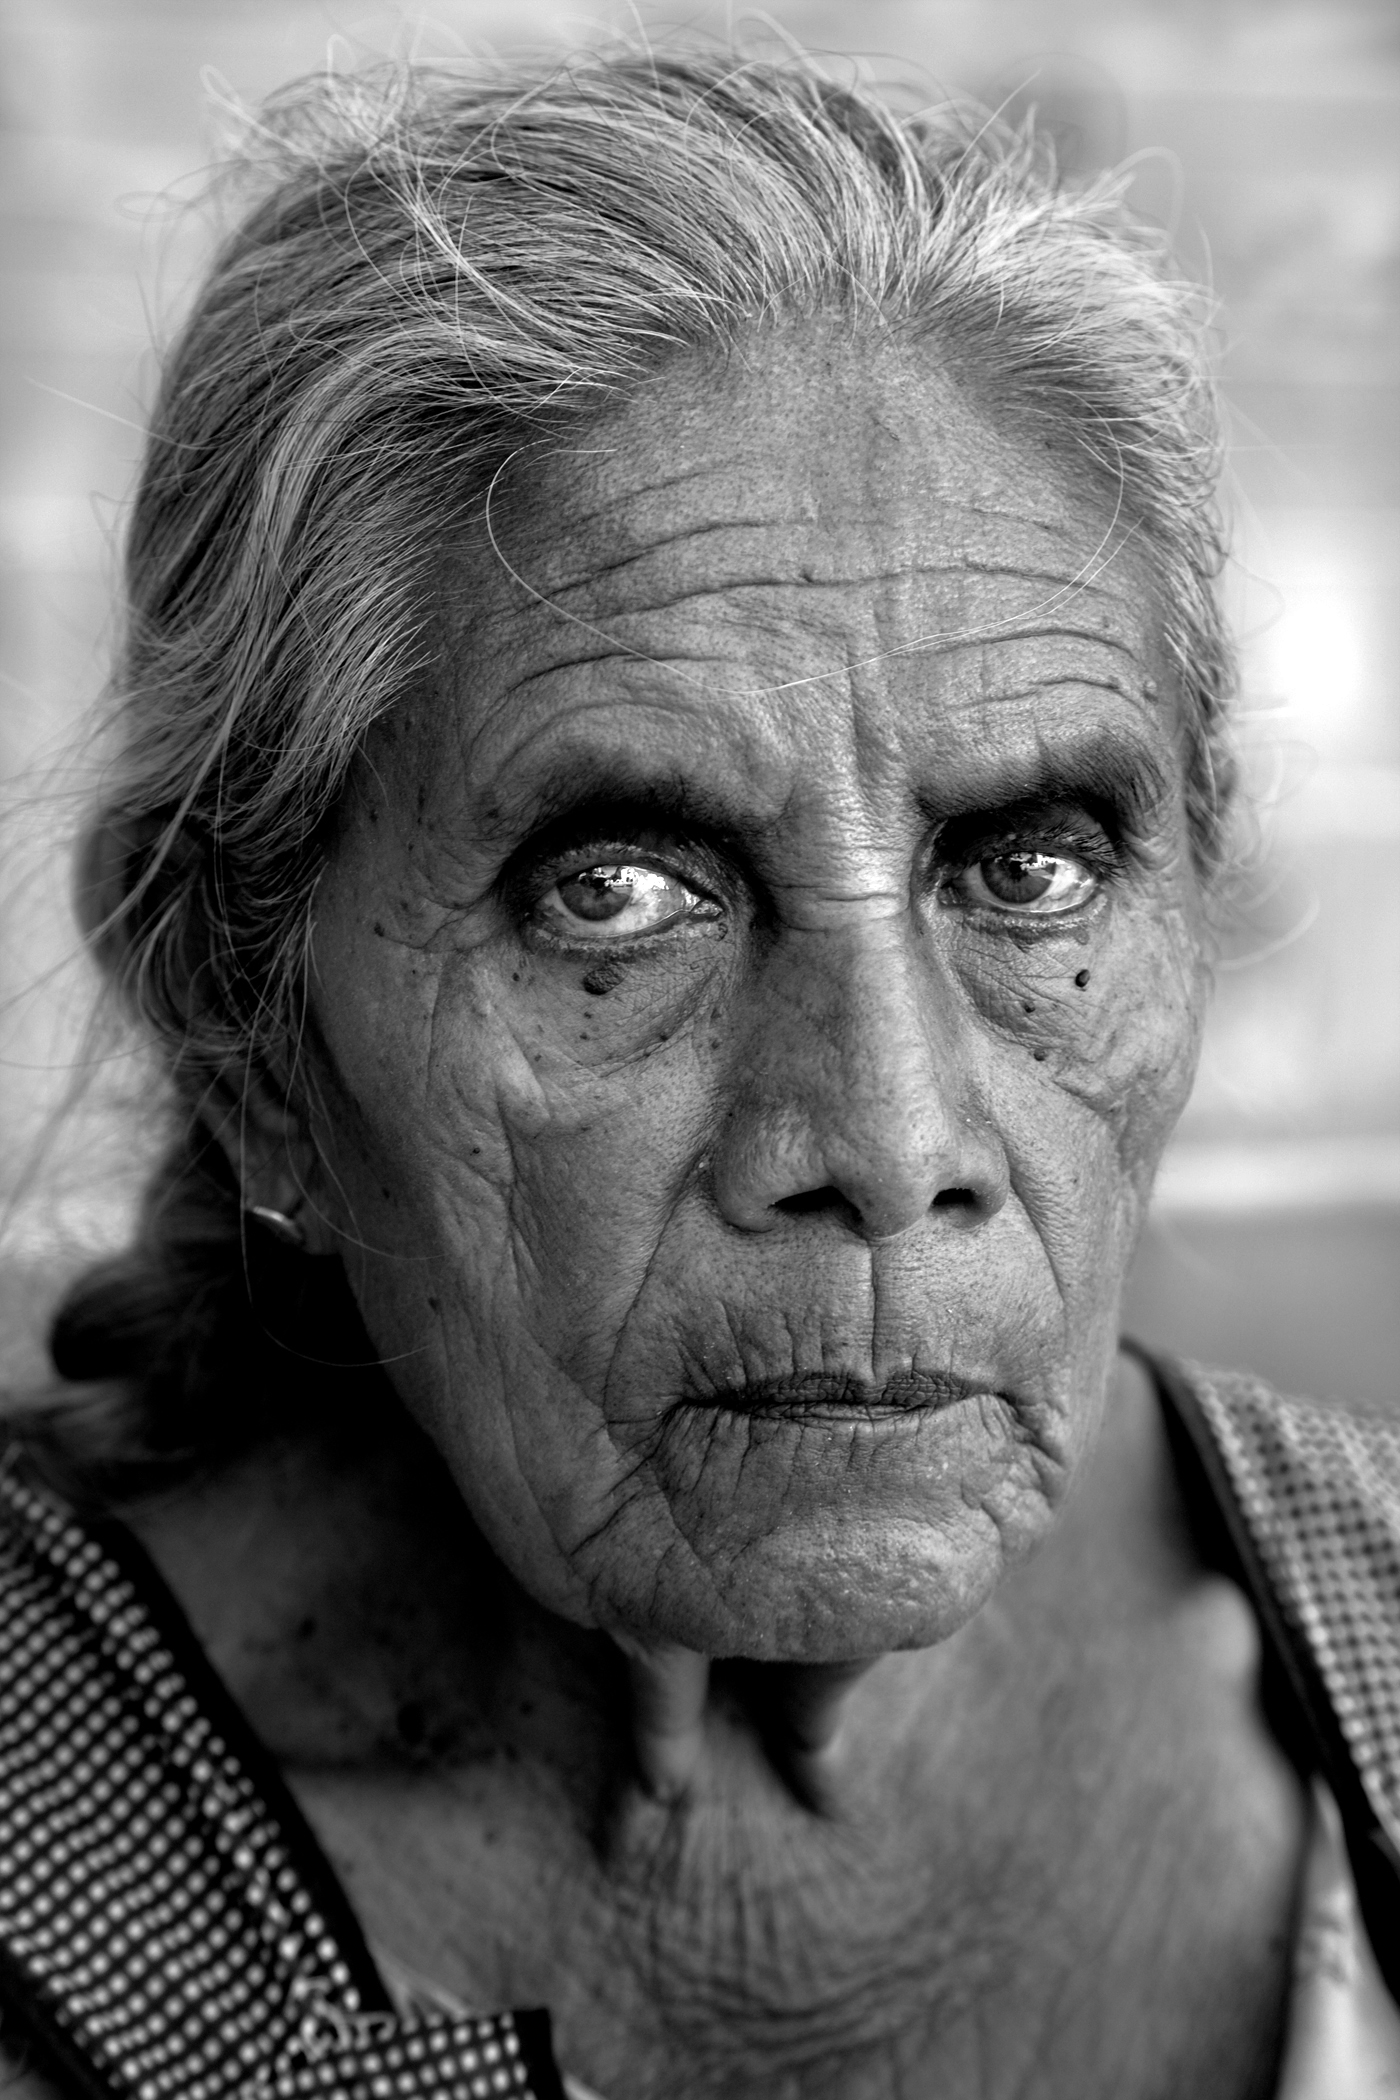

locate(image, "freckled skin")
[[307, 331, 1209, 1664]]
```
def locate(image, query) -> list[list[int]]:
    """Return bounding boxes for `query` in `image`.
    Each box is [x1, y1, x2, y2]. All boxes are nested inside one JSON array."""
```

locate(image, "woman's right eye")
[[531, 862, 722, 943]]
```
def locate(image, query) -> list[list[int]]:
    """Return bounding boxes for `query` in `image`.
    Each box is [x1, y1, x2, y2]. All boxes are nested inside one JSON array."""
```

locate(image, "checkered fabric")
[[0, 1451, 563, 2100], [1179, 1362, 1400, 1858]]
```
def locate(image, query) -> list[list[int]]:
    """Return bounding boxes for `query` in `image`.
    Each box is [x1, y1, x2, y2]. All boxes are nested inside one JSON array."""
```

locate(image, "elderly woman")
[[1, 43, 1397, 2100]]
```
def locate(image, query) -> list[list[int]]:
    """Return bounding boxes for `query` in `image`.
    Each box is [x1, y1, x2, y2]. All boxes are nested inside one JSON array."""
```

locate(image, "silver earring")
[[245, 1204, 307, 1250]]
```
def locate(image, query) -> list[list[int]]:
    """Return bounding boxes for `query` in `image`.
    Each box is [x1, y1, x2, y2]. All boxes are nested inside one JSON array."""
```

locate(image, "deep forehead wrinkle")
[[485, 635, 1149, 720], [461, 559, 1152, 707], [491, 643, 1146, 703], [487, 490, 1125, 605], [462, 503, 1147, 679], [524, 550, 1131, 611]]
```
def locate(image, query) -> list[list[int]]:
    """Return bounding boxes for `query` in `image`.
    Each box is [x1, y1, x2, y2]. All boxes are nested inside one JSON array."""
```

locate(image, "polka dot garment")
[[0, 1451, 564, 2100], [1155, 1355, 1400, 1975]]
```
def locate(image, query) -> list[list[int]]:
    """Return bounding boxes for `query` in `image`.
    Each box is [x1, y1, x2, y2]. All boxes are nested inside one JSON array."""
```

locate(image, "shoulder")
[[1161, 1355, 1400, 1565], [1152, 1354, 1400, 1867]]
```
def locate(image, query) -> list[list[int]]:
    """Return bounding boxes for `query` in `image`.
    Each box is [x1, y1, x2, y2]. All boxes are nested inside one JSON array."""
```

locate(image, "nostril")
[[773, 1185, 861, 1225], [771, 1183, 986, 1236], [772, 1184, 868, 1226], [931, 1186, 977, 1209]]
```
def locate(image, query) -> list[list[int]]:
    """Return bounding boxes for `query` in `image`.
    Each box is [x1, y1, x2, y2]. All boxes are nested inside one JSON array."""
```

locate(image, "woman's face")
[[308, 332, 1208, 1662]]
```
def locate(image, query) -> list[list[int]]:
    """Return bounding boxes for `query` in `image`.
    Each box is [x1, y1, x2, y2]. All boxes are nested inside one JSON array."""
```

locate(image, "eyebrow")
[[473, 726, 1174, 864], [923, 730, 1174, 831], [474, 753, 748, 860]]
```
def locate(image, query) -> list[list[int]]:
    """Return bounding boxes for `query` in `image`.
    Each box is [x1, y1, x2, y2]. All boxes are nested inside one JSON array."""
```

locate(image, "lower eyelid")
[[530, 891, 723, 944]]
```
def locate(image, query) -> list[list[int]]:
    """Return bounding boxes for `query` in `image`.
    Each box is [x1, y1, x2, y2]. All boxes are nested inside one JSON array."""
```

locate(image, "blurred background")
[[1, 0, 1397, 1401]]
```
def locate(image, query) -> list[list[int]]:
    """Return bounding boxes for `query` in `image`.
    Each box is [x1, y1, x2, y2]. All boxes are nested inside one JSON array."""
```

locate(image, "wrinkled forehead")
[[481, 331, 1144, 604], [413, 333, 1176, 813]]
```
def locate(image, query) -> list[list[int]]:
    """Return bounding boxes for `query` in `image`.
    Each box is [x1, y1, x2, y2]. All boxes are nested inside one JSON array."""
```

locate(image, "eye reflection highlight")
[[954, 850, 1100, 915], [536, 862, 722, 941]]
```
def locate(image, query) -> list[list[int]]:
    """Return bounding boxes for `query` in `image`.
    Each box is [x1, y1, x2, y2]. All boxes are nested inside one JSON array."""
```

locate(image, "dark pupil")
[[560, 867, 636, 921], [980, 851, 1055, 905]]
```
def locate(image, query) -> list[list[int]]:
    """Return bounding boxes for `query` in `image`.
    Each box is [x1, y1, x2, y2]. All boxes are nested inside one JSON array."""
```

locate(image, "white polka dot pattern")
[[1183, 1362, 1400, 1856], [0, 1454, 561, 2100]]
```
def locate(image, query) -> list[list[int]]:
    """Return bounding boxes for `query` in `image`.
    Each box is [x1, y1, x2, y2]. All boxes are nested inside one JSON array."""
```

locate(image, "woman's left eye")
[[533, 862, 721, 941], [951, 849, 1101, 916]]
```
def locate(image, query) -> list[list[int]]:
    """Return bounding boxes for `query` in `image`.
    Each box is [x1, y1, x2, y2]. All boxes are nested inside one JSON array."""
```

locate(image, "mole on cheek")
[[582, 959, 626, 996]]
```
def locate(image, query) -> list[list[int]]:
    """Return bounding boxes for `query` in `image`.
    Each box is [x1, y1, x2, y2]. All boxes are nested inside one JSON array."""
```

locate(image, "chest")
[[289, 1631, 1306, 2100]]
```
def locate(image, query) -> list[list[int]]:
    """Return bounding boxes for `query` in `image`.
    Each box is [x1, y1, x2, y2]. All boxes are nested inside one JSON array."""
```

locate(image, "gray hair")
[[89, 40, 1233, 1110]]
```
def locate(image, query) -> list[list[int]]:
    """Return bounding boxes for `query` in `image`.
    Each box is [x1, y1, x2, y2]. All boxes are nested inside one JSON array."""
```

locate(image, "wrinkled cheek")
[[415, 963, 712, 1397], [959, 919, 1205, 1190], [958, 924, 1206, 1415], [1052, 947, 1206, 1198]]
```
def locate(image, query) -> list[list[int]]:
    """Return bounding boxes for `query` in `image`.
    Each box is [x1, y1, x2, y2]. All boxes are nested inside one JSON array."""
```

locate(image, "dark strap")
[[1138, 1346, 1400, 2006], [0, 1451, 565, 2100]]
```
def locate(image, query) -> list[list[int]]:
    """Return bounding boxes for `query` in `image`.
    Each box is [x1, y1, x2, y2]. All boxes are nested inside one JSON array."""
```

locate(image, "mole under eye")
[[953, 850, 1101, 916], [534, 862, 722, 942]]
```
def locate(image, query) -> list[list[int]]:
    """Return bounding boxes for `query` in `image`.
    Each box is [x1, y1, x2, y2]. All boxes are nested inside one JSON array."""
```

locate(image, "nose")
[[710, 914, 1009, 1241]]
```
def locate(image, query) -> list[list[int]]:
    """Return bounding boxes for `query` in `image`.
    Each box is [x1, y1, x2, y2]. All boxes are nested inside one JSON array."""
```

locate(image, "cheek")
[[319, 937, 728, 1381], [948, 901, 1205, 1382], [953, 901, 1205, 1160], [1037, 909, 1206, 1193]]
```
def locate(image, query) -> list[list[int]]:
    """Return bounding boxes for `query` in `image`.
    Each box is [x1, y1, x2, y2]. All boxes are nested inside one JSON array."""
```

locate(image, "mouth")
[[690, 1369, 1005, 1420]]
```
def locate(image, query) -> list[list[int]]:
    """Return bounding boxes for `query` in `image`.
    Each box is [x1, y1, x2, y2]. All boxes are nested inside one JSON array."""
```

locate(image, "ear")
[[198, 1057, 342, 1257]]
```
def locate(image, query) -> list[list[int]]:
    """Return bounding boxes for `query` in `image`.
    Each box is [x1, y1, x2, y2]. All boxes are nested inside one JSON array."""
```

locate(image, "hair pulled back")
[[41, 40, 1235, 1487]]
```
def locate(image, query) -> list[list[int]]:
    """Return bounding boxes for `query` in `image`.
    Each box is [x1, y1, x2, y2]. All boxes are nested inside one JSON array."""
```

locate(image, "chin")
[[698, 1527, 1017, 1663], [584, 1400, 1067, 1661]]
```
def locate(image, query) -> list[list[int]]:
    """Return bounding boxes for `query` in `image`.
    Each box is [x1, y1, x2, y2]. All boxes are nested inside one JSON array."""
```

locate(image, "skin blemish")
[[582, 959, 627, 996], [1075, 970, 1091, 988]]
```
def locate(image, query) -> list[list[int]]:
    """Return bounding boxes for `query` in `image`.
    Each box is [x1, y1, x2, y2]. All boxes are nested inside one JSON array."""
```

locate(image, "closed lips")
[[683, 1371, 1004, 1416]]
